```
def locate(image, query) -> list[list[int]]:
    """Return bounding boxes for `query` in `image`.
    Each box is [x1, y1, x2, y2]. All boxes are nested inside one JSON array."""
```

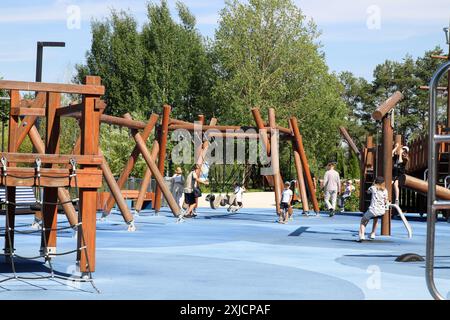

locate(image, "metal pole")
[[426, 60, 450, 300], [381, 114, 393, 236]]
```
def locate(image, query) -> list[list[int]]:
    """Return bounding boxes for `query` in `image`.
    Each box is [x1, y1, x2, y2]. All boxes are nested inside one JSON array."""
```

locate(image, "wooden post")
[[99, 150, 134, 224], [293, 148, 309, 212], [339, 127, 361, 159], [268, 108, 281, 215], [104, 114, 159, 213], [381, 114, 393, 236], [289, 117, 320, 212], [135, 142, 159, 212], [41, 92, 61, 255], [251, 108, 270, 155], [124, 113, 180, 216], [78, 76, 102, 273], [154, 105, 171, 212], [4, 90, 20, 258]]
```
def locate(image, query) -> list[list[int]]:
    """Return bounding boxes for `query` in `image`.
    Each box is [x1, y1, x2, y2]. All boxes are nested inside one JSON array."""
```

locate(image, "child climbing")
[[279, 181, 293, 224], [228, 182, 245, 213], [392, 143, 409, 206], [358, 176, 389, 242]]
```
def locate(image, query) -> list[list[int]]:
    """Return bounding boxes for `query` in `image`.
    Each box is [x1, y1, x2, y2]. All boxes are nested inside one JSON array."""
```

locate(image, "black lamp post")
[[34, 41, 65, 152], [35, 41, 66, 83]]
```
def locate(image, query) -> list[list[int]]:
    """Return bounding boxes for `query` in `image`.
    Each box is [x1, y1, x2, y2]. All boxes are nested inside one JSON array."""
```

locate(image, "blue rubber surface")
[[0, 208, 449, 300]]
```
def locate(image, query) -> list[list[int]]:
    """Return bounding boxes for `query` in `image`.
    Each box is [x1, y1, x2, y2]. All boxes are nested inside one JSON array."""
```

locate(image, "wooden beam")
[[28, 126, 80, 226], [4, 90, 20, 258], [41, 92, 61, 254], [431, 55, 448, 60], [381, 114, 393, 236], [124, 113, 180, 216], [0, 79, 105, 95], [11, 107, 46, 117], [268, 108, 281, 216], [0, 153, 102, 165], [78, 76, 102, 273], [289, 117, 320, 213], [99, 150, 134, 224], [154, 105, 171, 212], [55, 103, 84, 117], [104, 114, 159, 213], [339, 127, 360, 158], [293, 149, 309, 212], [399, 174, 450, 199], [0, 167, 102, 188], [135, 142, 159, 212], [15, 92, 47, 150], [372, 91, 404, 121], [419, 86, 448, 91]]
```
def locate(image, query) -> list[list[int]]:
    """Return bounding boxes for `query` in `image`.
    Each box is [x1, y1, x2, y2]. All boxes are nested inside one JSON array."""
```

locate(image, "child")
[[358, 177, 389, 242], [339, 180, 355, 212], [228, 182, 245, 213], [279, 181, 293, 224]]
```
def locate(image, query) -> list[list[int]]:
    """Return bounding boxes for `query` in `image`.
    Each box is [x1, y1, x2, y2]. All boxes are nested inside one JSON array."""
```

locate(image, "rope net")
[[0, 157, 99, 293]]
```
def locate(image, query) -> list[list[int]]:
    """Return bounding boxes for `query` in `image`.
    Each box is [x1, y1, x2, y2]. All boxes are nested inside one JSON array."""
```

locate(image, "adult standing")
[[170, 167, 185, 208], [323, 162, 341, 217], [183, 164, 208, 218]]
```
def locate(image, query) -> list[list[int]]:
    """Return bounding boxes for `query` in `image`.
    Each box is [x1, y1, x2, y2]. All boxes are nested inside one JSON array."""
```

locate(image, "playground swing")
[[205, 135, 254, 210]]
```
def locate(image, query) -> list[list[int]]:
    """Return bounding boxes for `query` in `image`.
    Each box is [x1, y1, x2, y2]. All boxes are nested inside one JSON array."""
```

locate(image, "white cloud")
[[296, 0, 450, 24], [0, 0, 146, 24]]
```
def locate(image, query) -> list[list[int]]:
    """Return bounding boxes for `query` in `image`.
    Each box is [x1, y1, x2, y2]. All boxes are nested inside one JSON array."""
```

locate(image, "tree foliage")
[[75, 1, 215, 120], [339, 47, 447, 146], [212, 0, 348, 170]]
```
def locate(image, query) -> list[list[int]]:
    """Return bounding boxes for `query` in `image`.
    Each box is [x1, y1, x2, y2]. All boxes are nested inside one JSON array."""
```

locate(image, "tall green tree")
[[141, 1, 216, 120], [75, 10, 145, 117], [75, 1, 215, 120], [340, 47, 447, 145], [212, 0, 348, 168]]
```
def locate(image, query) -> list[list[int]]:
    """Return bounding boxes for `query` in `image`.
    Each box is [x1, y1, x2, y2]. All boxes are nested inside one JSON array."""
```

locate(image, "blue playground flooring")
[[0, 207, 449, 300]]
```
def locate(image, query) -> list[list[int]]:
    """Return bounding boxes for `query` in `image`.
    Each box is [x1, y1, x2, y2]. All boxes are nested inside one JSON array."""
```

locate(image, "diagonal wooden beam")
[[124, 113, 180, 216], [15, 92, 47, 150], [135, 142, 159, 213], [104, 113, 159, 213], [28, 125, 78, 226]]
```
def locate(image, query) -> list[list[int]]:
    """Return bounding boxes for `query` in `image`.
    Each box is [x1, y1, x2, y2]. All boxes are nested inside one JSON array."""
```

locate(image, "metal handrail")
[[424, 169, 429, 181], [445, 175, 450, 189], [426, 60, 450, 300]]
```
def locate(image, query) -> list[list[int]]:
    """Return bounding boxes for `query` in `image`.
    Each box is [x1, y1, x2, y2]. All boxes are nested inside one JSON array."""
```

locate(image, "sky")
[[0, 0, 449, 84]]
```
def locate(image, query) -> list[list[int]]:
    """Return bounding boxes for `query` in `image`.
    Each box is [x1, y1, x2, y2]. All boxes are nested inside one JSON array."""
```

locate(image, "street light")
[[444, 27, 449, 45], [35, 41, 66, 82]]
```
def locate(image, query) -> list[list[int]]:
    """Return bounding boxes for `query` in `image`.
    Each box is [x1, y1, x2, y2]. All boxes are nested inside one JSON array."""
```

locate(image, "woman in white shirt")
[[170, 167, 185, 208]]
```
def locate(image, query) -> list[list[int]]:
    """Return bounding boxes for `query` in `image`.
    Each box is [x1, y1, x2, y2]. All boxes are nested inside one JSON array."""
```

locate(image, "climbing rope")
[[0, 157, 100, 293]]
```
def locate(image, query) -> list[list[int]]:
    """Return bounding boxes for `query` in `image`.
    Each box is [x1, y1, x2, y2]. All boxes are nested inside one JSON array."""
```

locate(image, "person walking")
[[183, 164, 208, 218], [170, 167, 185, 208], [323, 162, 341, 217]]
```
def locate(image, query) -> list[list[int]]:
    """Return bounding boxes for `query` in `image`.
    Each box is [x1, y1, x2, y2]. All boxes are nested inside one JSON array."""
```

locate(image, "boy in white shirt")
[[279, 181, 293, 224], [228, 182, 245, 213]]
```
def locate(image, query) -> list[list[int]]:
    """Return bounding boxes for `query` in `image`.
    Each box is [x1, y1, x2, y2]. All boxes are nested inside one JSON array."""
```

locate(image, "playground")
[[1, 207, 449, 300]]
